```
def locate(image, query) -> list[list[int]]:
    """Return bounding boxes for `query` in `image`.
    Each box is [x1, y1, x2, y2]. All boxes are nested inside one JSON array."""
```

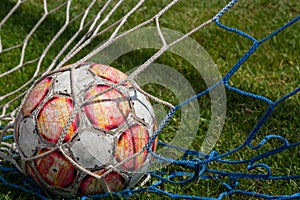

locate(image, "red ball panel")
[[115, 124, 149, 171], [89, 63, 130, 86], [35, 149, 77, 188], [22, 77, 52, 116], [83, 85, 130, 130], [37, 96, 78, 143], [79, 169, 126, 195]]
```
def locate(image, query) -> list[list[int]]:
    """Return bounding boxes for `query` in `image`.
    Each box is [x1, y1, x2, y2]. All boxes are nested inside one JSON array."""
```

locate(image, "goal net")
[[0, 0, 299, 199]]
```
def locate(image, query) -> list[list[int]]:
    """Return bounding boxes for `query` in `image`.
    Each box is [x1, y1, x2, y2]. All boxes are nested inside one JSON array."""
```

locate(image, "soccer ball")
[[14, 63, 157, 197]]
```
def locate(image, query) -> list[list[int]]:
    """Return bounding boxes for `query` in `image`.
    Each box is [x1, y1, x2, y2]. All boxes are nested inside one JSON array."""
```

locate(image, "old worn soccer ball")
[[14, 63, 157, 197]]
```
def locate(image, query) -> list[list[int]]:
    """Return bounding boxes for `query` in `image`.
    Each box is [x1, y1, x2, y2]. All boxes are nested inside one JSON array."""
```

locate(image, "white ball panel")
[[71, 130, 114, 168], [130, 89, 154, 126], [18, 117, 39, 157], [73, 64, 96, 95], [53, 70, 72, 94]]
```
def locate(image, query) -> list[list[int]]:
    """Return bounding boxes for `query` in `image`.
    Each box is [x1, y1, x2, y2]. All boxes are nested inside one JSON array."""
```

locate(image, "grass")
[[0, 0, 299, 199]]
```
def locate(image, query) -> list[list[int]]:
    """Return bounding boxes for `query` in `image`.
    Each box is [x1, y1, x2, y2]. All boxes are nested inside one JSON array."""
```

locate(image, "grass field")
[[0, 0, 299, 199]]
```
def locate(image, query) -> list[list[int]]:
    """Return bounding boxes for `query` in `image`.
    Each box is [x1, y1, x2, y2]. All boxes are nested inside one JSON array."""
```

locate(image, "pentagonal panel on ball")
[[115, 124, 149, 172], [83, 85, 130, 131], [78, 168, 127, 195], [22, 77, 52, 116], [89, 63, 131, 86], [34, 149, 77, 189], [37, 96, 78, 143]]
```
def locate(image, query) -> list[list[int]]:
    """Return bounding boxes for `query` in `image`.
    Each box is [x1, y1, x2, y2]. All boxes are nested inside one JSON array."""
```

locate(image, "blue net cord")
[[1, 0, 299, 199]]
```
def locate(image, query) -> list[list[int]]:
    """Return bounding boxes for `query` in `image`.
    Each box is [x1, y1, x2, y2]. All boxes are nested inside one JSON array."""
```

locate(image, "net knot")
[[192, 158, 206, 179]]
